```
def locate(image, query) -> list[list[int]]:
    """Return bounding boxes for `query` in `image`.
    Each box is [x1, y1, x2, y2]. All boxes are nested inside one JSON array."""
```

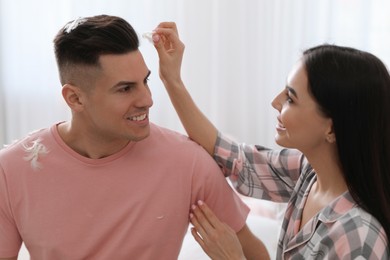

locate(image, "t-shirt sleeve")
[[190, 145, 250, 232], [0, 164, 22, 257]]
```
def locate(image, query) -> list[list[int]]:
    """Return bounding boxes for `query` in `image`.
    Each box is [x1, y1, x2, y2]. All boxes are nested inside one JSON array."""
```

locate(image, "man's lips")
[[128, 113, 147, 121]]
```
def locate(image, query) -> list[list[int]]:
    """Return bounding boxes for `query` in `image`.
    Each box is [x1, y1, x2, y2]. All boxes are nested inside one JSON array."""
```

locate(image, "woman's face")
[[271, 60, 333, 154]]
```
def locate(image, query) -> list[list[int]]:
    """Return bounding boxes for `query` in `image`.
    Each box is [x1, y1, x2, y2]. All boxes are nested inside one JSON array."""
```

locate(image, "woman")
[[152, 23, 389, 259]]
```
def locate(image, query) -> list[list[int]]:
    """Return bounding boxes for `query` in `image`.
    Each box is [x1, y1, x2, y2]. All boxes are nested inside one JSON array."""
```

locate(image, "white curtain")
[[1, 0, 390, 148]]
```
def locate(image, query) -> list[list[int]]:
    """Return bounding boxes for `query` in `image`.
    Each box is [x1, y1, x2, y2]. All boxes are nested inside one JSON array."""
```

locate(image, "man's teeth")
[[129, 114, 147, 121]]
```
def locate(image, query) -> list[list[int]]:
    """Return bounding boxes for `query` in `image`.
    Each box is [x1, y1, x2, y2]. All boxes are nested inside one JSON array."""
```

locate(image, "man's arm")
[[190, 201, 270, 260]]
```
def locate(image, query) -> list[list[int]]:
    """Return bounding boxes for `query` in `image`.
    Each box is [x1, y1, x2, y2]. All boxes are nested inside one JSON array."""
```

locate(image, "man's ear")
[[325, 119, 336, 143], [62, 84, 85, 112]]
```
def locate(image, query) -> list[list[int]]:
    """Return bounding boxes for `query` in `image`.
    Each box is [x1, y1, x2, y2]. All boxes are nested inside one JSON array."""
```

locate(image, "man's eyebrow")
[[112, 70, 151, 88], [286, 86, 298, 98], [112, 81, 135, 88]]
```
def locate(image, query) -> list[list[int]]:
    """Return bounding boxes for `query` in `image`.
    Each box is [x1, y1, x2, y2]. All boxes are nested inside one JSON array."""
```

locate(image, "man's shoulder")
[[148, 123, 214, 161], [0, 127, 51, 165], [150, 123, 202, 148]]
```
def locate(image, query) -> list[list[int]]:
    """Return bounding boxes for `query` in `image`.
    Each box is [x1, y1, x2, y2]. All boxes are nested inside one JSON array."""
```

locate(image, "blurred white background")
[[1, 0, 390, 259], [1, 0, 390, 148]]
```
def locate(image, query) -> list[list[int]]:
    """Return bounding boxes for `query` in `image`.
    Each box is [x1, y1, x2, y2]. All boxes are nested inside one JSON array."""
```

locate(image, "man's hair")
[[53, 15, 139, 86]]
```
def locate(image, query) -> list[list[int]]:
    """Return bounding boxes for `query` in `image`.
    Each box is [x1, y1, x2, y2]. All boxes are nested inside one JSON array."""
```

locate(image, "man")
[[0, 15, 266, 259]]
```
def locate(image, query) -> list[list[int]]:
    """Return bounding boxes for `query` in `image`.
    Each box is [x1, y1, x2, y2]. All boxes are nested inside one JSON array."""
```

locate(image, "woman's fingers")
[[196, 200, 222, 228], [156, 21, 179, 35], [189, 201, 246, 259], [190, 204, 214, 236], [153, 22, 180, 51], [190, 227, 209, 253], [153, 27, 183, 52]]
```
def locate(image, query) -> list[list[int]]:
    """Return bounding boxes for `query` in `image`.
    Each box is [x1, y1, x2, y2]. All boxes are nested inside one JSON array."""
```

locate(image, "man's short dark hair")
[[54, 15, 139, 86]]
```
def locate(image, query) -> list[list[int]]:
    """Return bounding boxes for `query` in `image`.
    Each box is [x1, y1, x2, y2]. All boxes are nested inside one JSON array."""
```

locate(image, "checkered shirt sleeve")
[[213, 132, 309, 203]]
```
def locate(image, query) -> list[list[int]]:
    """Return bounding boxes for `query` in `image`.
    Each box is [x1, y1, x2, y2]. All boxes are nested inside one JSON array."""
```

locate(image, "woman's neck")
[[304, 144, 348, 196]]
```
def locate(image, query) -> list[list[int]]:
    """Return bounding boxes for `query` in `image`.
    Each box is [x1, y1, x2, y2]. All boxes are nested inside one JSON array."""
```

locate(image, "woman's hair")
[[303, 44, 390, 241], [53, 15, 139, 86]]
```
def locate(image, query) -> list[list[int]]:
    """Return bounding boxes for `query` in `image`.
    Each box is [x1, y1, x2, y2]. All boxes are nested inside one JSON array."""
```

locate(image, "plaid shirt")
[[214, 132, 389, 259]]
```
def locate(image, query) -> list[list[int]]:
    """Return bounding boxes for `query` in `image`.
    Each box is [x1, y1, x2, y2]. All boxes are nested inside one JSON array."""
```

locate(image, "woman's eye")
[[286, 93, 293, 103]]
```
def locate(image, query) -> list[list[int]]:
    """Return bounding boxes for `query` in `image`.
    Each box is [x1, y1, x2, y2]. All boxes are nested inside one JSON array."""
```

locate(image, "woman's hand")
[[152, 22, 185, 87], [190, 200, 246, 260], [152, 22, 219, 155]]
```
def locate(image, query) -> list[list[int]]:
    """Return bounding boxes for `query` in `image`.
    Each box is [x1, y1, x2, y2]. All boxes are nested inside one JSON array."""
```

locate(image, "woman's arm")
[[153, 22, 217, 156]]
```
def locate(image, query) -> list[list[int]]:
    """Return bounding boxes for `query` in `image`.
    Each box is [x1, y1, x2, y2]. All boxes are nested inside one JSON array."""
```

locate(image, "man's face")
[[79, 51, 153, 144]]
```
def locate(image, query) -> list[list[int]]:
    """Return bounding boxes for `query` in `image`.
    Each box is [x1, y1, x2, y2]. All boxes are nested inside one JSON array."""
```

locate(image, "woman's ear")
[[325, 120, 336, 143], [62, 84, 84, 112]]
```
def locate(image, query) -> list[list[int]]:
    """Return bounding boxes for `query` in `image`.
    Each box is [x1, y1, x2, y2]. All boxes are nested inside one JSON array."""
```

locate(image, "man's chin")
[[130, 130, 150, 142]]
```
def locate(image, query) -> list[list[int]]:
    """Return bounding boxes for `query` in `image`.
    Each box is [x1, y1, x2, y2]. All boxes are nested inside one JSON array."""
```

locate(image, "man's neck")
[[56, 121, 130, 159]]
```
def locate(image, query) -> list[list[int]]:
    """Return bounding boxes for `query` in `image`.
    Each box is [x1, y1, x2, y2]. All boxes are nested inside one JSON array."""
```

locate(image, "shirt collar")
[[318, 190, 357, 223]]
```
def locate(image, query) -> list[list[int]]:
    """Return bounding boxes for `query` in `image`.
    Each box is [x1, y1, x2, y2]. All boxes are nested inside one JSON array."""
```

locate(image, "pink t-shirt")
[[0, 123, 249, 259]]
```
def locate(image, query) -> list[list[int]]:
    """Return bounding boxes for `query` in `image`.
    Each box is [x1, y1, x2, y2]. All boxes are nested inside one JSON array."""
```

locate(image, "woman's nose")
[[271, 92, 282, 112]]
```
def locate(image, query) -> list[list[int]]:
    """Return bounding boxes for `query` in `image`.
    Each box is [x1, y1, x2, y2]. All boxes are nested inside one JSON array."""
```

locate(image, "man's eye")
[[119, 86, 132, 92]]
